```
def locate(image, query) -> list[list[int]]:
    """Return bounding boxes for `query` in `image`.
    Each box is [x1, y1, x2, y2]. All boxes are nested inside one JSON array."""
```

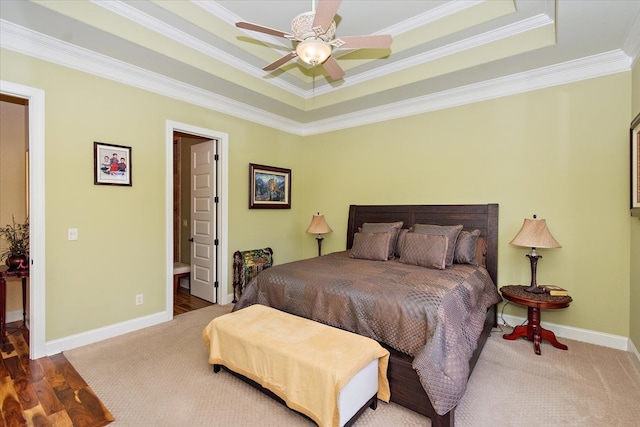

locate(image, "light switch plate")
[[68, 228, 78, 240]]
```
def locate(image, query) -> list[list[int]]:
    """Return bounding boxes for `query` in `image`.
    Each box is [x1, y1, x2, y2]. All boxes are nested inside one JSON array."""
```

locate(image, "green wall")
[[304, 73, 632, 337], [1, 47, 636, 346], [1, 49, 305, 340], [630, 60, 640, 349]]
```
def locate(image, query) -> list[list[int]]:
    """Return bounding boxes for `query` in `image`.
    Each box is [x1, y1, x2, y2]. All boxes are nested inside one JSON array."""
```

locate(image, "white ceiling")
[[1, 0, 639, 135]]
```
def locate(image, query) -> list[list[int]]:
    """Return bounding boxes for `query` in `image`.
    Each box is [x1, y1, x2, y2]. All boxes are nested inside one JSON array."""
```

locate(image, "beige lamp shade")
[[306, 213, 333, 235], [510, 217, 561, 250]]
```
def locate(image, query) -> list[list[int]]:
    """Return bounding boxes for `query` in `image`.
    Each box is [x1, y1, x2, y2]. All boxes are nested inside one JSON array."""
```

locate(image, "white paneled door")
[[190, 140, 217, 303]]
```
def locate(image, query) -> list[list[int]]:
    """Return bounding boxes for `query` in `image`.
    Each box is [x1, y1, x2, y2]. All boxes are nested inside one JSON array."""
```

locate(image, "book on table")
[[540, 285, 569, 296]]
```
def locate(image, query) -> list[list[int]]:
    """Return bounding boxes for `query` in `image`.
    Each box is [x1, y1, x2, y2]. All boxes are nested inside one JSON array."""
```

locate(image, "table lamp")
[[509, 214, 562, 293], [306, 212, 332, 256]]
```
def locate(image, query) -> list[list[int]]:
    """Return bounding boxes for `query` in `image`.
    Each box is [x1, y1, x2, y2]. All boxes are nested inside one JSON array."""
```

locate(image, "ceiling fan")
[[236, 0, 392, 80]]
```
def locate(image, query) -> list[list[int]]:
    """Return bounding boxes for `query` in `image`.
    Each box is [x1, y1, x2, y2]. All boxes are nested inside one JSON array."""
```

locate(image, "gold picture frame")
[[249, 163, 291, 209], [632, 113, 640, 215]]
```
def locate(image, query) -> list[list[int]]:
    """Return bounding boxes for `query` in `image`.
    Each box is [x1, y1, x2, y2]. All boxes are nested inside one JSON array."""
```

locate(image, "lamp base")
[[524, 253, 545, 293], [316, 235, 324, 257]]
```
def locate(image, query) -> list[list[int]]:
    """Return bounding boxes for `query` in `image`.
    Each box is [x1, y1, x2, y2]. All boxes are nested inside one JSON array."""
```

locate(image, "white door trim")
[[0, 80, 46, 359], [165, 121, 229, 313]]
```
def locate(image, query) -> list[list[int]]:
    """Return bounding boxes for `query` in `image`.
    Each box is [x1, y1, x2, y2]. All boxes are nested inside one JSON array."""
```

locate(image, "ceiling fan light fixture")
[[296, 39, 332, 65]]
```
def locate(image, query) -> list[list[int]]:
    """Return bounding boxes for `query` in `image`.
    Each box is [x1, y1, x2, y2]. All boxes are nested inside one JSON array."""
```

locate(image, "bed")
[[233, 204, 500, 427]]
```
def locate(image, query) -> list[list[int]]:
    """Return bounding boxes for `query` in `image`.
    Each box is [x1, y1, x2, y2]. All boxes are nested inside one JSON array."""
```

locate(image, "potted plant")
[[0, 215, 29, 270]]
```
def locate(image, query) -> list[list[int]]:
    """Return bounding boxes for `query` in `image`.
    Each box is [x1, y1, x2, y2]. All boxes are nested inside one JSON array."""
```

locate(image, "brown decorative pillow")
[[360, 221, 403, 259], [349, 232, 392, 261], [399, 233, 448, 270], [413, 224, 463, 267], [394, 227, 411, 257], [454, 229, 481, 265]]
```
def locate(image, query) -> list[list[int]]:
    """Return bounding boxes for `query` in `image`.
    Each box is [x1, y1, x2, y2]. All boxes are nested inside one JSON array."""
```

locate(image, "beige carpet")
[[64, 304, 640, 426]]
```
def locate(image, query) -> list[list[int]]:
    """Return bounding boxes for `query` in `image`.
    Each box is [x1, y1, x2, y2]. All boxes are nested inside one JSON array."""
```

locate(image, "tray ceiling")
[[1, 0, 639, 134]]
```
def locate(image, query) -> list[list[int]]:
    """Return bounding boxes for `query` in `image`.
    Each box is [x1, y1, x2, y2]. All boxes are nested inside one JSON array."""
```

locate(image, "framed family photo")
[[94, 141, 132, 186], [632, 113, 640, 214], [249, 163, 291, 209]]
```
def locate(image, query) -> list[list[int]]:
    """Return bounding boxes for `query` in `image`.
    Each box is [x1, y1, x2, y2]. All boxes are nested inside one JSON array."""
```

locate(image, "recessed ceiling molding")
[[194, 0, 291, 50], [0, 19, 304, 134], [85, 0, 553, 106], [380, 0, 486, 36], [0, 20, 631, 137], [90, 0, 305, 98], [305, 12, 555, 100], [197, 0, 500, 98], [101, 1, 311, 99], [622, 9, 640, 66], [376, 13, 555, 73], [301, 50, 631, 136]]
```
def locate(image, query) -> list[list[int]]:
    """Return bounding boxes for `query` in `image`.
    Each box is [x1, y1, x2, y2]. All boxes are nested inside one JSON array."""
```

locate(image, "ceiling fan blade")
[[336, 35, 393, 50], [322, 56, 345, 80], [313, 0, 342, 34], [236, 22, 292, 39], [263, 51, 298, 71]]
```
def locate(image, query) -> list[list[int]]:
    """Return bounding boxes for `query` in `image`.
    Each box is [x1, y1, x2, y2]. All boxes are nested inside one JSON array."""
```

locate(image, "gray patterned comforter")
[[233, 250, 501, 415]]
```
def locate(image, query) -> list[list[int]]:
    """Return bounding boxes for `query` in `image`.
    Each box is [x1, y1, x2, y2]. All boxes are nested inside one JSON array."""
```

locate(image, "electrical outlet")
[[135, 294, 143, 305], [68, 228, 78, 241]]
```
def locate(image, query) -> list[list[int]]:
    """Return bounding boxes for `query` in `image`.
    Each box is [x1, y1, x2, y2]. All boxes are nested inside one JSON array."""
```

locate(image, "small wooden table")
[[0, 266, 29, 345], [500, 285, 572, 355]]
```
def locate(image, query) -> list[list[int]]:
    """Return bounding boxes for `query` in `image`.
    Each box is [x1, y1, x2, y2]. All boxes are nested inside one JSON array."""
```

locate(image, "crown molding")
[[622, 7, 640, 67], [0, 20, 303, 134], [1, 20, 632, 137], [92, 0, 307, 98], [380, 0, 484, 36], [89, 0, 556, 103], [301, 50, 631, 135], [309, 12, 554, 99]]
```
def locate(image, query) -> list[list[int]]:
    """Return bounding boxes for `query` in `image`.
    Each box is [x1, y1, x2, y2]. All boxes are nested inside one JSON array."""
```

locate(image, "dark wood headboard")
[[346, 204, 499, 285]]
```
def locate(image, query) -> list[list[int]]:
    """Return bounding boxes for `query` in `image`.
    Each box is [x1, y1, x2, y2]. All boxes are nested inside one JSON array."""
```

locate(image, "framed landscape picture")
[[249, 163, 291, 209], [94, 142, 132, 186]]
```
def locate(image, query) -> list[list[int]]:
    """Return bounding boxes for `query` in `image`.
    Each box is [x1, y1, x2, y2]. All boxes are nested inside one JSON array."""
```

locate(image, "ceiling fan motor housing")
[[291, 11, 336, 42]]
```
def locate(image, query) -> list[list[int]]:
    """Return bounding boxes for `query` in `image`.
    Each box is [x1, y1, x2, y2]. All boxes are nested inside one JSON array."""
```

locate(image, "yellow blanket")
[[202, 304, 390, 427]]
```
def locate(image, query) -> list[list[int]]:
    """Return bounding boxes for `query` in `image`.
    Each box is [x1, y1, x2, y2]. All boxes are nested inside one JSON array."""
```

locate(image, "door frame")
[[0, 80, 46, 359], [165, 121, 229, 312]]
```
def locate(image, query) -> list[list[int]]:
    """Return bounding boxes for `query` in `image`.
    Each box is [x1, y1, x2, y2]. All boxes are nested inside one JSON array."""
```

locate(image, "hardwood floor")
[[173, 284, 214, 316], [1, 286, 213, 426]]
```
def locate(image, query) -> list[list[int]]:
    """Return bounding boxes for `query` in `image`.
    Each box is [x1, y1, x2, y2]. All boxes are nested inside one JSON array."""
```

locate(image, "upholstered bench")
[[173, 262, 190, 296], [203, 304, 390, 427]]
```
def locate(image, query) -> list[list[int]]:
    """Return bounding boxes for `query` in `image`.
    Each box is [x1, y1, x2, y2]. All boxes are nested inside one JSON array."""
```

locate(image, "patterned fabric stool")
[[173, 262, 191, 296], [232, 247, 273, 302]]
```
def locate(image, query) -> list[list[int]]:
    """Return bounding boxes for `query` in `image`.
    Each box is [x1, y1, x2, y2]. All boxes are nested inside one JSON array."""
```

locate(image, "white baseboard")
[[35, 308, 640, 365], [44, 310, 172, 356], [501, 314, 633, 353], [629, 338, 640, 363]]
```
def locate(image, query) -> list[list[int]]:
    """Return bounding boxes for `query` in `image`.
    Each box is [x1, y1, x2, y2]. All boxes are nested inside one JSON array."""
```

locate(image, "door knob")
[[188, 238, 194, 242]]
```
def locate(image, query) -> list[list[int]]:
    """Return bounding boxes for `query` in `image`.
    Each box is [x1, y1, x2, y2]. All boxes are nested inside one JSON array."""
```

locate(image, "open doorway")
[[0, 94, 30, 333], [173, 132, 214, 315], [0, 80, 45, 359], [165, 121, 229, 317]]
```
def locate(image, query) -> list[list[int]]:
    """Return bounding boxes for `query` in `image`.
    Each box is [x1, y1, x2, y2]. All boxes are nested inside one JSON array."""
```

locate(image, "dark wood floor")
[[1, 286, 213, 426], [173, 284, 215, 316]]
